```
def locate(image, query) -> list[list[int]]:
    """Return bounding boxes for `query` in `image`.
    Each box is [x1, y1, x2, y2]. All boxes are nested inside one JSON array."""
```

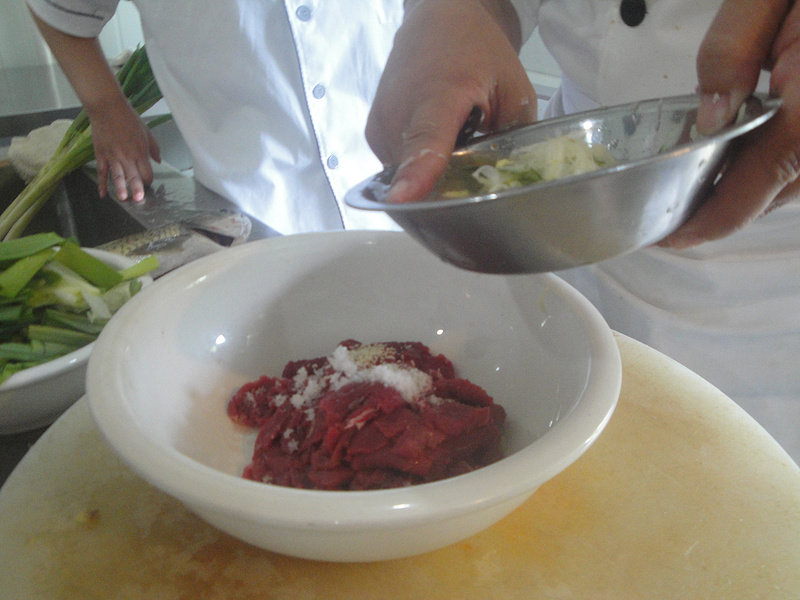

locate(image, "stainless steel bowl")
[[346, 93, 780, 274]]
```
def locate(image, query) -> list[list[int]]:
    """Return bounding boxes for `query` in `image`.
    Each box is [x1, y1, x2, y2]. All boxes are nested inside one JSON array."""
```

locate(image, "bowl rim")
[[87, 231, 621, 530], [0, 248, 147, 392], [346, 92, 781, 213]]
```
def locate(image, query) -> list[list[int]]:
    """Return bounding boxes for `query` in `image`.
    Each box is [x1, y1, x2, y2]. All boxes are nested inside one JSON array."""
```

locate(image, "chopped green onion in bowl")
[[472, 134, 616, 193], [436, 134, 617, 199], [0, 232, 158, 384]]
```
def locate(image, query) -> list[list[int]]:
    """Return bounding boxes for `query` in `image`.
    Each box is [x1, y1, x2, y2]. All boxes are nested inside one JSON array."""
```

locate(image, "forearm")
[[29, 11, 129, 119], [403, 0, 523, 51], [29, 10, 160, 201], [476, 0, 523, 50]]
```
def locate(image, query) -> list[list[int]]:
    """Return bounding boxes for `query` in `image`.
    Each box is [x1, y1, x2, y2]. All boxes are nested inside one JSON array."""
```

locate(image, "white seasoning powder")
[[328, 345, 432, 401], [285, 344, 433, 411], [289, 366, 325, 408], [328, 345, 359, 377], [359, 363, 432, 402]]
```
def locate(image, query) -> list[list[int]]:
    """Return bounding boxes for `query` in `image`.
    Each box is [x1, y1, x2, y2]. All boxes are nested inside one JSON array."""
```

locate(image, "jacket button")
[[620, 0, 647, 27]]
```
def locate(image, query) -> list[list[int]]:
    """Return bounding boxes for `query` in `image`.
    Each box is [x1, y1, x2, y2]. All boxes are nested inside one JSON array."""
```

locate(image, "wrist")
[[403, 0, 522, 50], [476, 0, 523, 49], [83, 92, 135, 128]]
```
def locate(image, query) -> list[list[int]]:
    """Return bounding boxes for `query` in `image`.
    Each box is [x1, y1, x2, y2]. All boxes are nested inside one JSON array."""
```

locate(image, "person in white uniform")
[[367, 0, 800, 462], [25, 0, 403, 234]]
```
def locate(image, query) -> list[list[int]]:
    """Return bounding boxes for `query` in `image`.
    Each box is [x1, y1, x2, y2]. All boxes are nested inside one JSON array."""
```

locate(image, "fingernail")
[[386, 177, 411, 204], [697, 92, 733, 134]]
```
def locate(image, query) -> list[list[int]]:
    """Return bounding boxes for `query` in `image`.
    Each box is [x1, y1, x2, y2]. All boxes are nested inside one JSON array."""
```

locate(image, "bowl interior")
[[88, 231, 619, 521], [347, 93, 780, 212]]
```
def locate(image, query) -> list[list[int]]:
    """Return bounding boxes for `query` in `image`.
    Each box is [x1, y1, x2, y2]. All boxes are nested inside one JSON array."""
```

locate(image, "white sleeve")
[[26, 0, 120, 38]]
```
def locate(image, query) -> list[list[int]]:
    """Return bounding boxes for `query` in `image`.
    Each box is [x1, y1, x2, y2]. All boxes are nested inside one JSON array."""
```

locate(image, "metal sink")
[[1, 63, 206, 251], [1, 95, 193, 248], [0, 162, 144, 245]]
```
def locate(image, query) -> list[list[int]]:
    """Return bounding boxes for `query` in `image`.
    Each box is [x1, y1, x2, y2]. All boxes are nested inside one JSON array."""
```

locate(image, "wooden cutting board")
[[1, 334, 798, 599]]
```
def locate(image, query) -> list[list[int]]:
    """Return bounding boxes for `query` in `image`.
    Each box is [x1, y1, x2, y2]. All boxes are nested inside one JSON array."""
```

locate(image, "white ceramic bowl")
[[87, 231, 621, 562], [0, 249, 151, 435]]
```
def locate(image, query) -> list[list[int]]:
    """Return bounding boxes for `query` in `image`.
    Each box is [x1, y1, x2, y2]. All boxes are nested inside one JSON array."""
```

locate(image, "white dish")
[[0, 248, 151, 435], [87, 230, 621, 562]]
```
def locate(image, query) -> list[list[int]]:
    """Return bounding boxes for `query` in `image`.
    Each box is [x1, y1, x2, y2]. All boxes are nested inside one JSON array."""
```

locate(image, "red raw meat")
[[227, 340, 505, 491]]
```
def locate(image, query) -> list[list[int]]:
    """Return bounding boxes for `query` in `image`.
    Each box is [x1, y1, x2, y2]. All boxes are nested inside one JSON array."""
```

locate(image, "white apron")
[[513, 0, 800, 460]]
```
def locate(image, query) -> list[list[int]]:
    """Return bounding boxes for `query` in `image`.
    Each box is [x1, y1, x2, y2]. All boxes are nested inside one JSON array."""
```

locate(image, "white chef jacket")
[[513, 0, 800, 461], [26, 0, 403, 234]]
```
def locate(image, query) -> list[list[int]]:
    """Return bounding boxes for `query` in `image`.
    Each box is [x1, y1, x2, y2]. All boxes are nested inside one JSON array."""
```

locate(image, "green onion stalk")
[[0, 46, 171, 241], [0, 232, 159, 383]]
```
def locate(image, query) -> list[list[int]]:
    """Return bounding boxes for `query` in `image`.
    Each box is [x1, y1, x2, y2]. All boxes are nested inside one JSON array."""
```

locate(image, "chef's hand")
[[88, 97, 161, 203], [365, 0, 537, 203], [663, 0, 800, 248]]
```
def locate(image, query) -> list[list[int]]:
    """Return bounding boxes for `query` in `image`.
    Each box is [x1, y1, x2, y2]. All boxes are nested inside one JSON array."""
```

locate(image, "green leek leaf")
[[0, 232, 64, 263], [53, 241, 123, 290], [0, 248, 58, 298]]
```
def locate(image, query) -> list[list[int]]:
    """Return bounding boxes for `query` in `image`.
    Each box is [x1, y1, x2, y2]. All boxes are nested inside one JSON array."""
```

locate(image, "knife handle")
[[455, 106, 484, 148]]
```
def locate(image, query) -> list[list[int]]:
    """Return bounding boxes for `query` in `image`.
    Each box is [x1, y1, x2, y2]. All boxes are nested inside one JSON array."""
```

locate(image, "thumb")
[[696, 0, 787, 133], [386, 99, 481, 204]]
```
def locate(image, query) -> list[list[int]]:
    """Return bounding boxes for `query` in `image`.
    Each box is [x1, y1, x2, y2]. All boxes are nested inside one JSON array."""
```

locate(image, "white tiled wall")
[[0, 1, 144, 69]]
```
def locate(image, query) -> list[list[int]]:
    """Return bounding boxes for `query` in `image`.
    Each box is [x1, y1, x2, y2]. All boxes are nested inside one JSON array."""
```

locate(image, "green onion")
[[0, 234, 157, 384], [54, 240, 123, 289], [43, 308, 106, 334], [26, 324, 97, 347], [0, 46, 171, 241], [118, 254, 160, 281], [0, 248, 58, 298], [0, 232, 64, 262], [0, 340, 73, 362], [0, 305, 24, 322]]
